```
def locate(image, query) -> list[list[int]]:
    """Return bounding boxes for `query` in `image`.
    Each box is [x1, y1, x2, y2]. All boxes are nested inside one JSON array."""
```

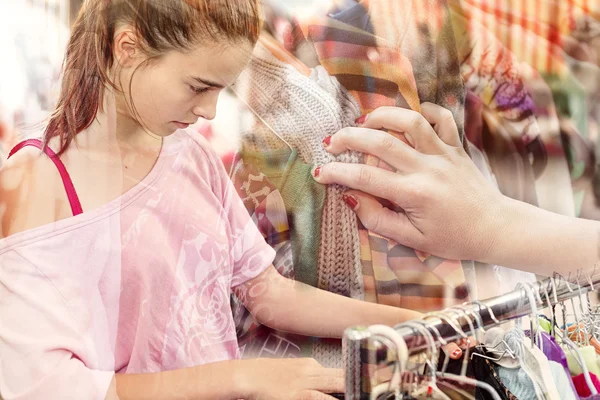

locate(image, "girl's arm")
[[235, 265, 423, 339], [109, 358, 343, 400], [108, 361, 244, 400]]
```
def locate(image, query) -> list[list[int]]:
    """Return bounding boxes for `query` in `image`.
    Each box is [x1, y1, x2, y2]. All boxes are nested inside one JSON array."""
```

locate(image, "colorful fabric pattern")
[[289, 0, 472, 312]]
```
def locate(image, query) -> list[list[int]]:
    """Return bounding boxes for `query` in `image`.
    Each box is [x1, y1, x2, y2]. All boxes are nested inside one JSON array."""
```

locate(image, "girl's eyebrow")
[[190, 76, 225, 89]]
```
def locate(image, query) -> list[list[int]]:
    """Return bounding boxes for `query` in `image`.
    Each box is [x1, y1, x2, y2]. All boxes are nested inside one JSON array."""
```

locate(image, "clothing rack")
[[343, 272, 600, 399]]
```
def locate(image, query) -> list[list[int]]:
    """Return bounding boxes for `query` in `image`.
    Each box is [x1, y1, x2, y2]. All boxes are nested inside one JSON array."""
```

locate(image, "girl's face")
[[119, 39, 254, 137]]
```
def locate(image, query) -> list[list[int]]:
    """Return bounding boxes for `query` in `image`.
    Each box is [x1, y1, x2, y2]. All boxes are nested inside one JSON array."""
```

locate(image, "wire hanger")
[[541, 278, 598, 396]]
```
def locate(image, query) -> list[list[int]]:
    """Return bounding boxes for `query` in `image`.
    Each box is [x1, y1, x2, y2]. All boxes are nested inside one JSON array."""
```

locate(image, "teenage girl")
[[0, 1, 440, 399]]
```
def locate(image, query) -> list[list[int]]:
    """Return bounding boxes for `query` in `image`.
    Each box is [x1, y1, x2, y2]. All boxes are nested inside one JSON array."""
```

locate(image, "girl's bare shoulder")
[[0, 147, 71, 239]]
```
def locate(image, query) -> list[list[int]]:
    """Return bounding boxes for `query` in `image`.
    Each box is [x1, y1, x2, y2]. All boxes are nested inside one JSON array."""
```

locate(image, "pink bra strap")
[[8, 139, 83, 216]]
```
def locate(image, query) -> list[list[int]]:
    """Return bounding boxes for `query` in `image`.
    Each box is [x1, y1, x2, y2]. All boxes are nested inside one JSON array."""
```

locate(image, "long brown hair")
[[45, 0, 261, 156]]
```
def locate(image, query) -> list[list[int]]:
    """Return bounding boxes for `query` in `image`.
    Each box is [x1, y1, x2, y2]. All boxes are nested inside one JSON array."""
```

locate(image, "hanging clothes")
[[566, 346, 600, 377], [469, 348, 518, 400], [573, 373, 600, 398]]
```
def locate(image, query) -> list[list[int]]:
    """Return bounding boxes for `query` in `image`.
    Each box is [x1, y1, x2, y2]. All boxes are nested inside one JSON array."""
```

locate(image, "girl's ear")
[[114, 27, 141, 68]]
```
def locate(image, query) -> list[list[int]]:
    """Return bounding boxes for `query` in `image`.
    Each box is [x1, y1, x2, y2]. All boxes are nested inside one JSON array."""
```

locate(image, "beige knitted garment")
[[236, 42, 364, 367]]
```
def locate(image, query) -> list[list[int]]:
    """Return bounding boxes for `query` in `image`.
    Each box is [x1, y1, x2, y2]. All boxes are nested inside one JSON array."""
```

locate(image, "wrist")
[[477, 194, 522, 265], [231, 359, 261, 400]]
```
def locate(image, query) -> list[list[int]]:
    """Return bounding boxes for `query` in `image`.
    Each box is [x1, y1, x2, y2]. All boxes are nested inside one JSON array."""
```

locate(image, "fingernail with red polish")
[[452, 349, 462, 357], [313, 166, 322, 178], [322, 136, 332, 147], [355, 114, 369, 125], [343, 194, 359, 210]]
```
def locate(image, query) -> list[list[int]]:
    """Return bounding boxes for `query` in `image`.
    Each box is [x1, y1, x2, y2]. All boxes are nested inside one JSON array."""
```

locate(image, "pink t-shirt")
[[0, 130, 276, 400]]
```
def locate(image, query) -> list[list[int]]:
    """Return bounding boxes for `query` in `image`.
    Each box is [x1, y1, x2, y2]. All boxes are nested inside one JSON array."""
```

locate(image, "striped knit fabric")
[[292, 0, 472, 315]]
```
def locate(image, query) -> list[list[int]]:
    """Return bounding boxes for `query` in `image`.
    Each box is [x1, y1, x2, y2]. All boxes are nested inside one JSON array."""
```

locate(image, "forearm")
[[256, 278, 422, 338], [108, 360, 248, 400], [485, 196, 600, 276]]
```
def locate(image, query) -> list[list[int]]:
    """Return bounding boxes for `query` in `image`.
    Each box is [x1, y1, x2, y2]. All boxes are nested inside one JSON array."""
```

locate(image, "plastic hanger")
[[367, 325, 409, 400], [583, 267, 600, 341], [569, 272, 590, 346], [519, 282, 561, 400], [541, 279, 598, 396], [423, 311, 470, 377], [450, 305, 485, 344], [554, 273, 600, 395], [443, 308, 475, 376], [431, 309, 501, 400], [575, 272, 593, 346], [516, 282, 543, 349], [400, 321, 451, 400], [469, 300, 501, 325], [557, 272, 588, 346]]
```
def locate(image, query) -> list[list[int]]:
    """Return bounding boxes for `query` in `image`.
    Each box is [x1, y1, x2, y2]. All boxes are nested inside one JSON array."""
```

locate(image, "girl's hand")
[[315, 104, 509, 263], [241, 358, 344, 400]]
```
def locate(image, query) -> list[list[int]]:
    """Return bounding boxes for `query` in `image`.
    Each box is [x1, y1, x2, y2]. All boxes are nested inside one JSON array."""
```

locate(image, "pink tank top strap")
[[8, 139, 83, 216]]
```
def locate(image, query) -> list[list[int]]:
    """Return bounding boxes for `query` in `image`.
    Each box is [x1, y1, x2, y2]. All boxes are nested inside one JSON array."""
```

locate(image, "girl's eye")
[[190, 85, 210, 94]]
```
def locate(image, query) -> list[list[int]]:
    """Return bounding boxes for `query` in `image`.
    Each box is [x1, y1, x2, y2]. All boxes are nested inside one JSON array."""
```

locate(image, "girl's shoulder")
[[0, 145, 71, 239]]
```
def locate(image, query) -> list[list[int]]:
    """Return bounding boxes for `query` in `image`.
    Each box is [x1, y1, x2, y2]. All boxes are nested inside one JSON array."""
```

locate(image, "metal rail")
[[343, 273, 599, 399]]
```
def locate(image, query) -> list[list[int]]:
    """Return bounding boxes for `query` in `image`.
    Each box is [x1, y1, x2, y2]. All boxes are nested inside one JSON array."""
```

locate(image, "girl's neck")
[[75, 89, 162, 161]]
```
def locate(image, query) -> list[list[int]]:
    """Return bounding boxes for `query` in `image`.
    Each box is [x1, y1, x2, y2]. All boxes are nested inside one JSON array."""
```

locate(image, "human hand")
[[313, 104, 510, 263], [241, 358, 344, 400]]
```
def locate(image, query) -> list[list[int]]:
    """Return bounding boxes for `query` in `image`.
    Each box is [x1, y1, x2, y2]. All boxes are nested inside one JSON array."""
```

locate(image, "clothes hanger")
[[415, 306, 504, 399], [575, 271, 594, 347], [520, 282, 562, 400], [490, 283, 544, 400], [411, 319, 450, 378], [466, 301, 519, 362], [431, 309, 502, 400], [571, 271, 591, 346], [469, 300, 501, 325], [423, 311, 470, 377], [583, 266, 600, 341], [400, 321, 451, 400], [367, 325, 409, 400], [555, 273, 600, 394], [558, 272, 587, 346], [541, 278, 599, 396], [516, 282, 543, 349], [450, 305, 486, 344], [523, 281, 546, 351], [443, 308, 475, 376], [368, 321, 430, 400]]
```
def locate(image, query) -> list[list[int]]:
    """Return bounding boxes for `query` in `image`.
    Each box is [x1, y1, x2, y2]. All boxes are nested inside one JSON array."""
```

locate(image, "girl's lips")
[[173, 122, 190, 129]]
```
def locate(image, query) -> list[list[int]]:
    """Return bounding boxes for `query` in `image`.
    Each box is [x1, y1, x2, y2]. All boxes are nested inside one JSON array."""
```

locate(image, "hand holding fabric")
[[314, 103, 508, 264], [314, 104, 600, 276]]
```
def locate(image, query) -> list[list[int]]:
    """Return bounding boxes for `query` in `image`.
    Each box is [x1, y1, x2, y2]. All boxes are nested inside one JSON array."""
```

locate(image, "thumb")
[[343, 191, 423, 249]]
